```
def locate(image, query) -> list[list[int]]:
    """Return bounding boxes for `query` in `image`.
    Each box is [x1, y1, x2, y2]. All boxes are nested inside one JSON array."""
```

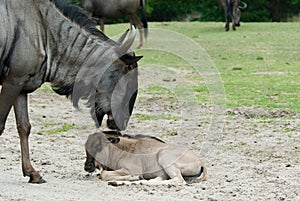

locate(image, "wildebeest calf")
[[84, 131, 207, 186]]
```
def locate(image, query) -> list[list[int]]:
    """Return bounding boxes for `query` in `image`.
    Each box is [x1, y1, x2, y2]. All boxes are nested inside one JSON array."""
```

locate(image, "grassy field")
[[105, 22, 300, 114], [38, 22, 299, 114]]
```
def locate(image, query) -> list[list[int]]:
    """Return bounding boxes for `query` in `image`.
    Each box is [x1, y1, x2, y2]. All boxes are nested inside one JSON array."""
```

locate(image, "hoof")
[[29, 175, 47, 184], [108, 181, 118, 186], [108, 181, 123, 186]]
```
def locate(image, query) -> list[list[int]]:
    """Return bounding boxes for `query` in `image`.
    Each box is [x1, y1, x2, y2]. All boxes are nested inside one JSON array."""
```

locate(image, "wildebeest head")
[[94, 52, 142, 131], [84, 132, 121, 172], [73, 27, 142, 131], [235, 1, 247, 26], [94, 28, 142, 131]]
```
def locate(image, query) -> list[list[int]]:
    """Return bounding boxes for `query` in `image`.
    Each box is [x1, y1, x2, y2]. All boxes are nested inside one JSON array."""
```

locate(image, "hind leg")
[[161, 165, 186, 185], [232, 15, 236, 31]]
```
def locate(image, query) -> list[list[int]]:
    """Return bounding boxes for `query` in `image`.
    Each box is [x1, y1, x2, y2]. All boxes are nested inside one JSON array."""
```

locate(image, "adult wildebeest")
[[84, 131, 207, 186], [0, 0, 142, 183], [220, 0, 247, 31], [81, 0, 148, 48]]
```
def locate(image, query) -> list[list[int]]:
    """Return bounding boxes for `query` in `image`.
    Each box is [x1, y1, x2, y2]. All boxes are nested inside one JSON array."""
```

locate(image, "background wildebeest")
[[81, 0, 148, 48], [84, 131, 207, 185], [0, 0, 141, 183], [220, 0, 247, 31]]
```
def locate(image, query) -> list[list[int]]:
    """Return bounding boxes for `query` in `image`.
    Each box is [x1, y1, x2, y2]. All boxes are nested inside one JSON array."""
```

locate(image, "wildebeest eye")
[[127, 65, 133, 71]]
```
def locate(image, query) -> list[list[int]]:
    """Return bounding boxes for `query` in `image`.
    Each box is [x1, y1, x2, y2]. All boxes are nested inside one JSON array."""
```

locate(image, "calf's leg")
[[100, 169, 139, 181], [14, 93, 45, 183], [108, 174, 185, 186]]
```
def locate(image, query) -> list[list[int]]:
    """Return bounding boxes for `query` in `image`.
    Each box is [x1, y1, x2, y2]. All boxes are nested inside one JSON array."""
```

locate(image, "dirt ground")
[[0, 68, 299, 201]]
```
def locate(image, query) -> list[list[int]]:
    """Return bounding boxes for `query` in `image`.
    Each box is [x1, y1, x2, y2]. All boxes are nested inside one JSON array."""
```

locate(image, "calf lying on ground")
[[84, 131, 207, 186]]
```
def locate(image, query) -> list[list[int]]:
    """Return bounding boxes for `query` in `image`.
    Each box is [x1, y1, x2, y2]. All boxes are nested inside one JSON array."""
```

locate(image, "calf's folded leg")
[[100, 168, 139, 181]]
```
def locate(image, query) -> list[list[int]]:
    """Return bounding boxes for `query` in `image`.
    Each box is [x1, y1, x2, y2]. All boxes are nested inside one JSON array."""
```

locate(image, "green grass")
[[105, 22, 300, 114], [36, 84, 55, 93], [38, 123, 78, 135], [135, 114, 180, 121]]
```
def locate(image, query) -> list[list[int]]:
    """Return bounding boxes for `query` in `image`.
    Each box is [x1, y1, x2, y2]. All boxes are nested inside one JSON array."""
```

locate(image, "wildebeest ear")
[[120, 55, 143, 65], [107, 137, 120, 144]]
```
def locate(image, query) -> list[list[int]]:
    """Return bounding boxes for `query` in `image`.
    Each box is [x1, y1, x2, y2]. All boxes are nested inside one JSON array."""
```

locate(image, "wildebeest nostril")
[[107, 119, 119, 130], [84, 162, 96, 172]]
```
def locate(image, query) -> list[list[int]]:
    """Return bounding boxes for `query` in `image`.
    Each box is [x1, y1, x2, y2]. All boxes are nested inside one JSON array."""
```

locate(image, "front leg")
[[14, 93, 45, 183], [0, 82, 23, 135], [100, 169, 140, 181]]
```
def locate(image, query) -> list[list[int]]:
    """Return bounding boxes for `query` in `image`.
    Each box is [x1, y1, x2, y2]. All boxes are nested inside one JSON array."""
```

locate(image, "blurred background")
[[72, 0, 300, 22]]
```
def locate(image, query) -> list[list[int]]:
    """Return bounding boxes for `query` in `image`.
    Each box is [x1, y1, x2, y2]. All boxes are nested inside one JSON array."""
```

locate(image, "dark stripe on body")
[[4, 22, 20, 67]]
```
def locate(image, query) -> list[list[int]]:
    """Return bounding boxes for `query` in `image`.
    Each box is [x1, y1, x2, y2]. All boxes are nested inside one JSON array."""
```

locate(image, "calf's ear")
[[107, 137, 120, 144]]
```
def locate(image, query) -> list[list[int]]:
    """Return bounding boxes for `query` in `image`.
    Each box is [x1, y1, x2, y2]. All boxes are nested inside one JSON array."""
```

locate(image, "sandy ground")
[[0, 68, 299, 201]]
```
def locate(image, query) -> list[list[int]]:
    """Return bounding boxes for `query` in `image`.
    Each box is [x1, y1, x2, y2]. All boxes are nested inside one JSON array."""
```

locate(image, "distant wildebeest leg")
[[99, 18, 105, 33], [14, 94, 45, 183], [231, 2, 238, 31], [231, 11, 236, 31], [129, 15, 144, 48], [224, 6, 230, 31]]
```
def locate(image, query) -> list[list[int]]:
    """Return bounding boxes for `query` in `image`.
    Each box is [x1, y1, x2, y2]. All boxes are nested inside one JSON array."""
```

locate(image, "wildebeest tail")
[[183, 165, 207, 184], [140, 0, 148, 38]]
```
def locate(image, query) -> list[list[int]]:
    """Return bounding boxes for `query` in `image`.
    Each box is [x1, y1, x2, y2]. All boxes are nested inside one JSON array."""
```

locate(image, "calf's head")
[[84, 132, 120, 172]]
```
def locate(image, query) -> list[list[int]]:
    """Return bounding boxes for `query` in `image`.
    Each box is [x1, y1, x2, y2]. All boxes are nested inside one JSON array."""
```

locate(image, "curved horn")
[[117, 29, 130, 44], [116, 26, 136, 55], [239, 1, 247, 10]]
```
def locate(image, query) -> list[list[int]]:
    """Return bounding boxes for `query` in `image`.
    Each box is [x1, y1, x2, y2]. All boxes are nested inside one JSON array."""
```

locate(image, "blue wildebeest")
[[0, 0, 142, 183], [84, 131, 207, 185], [220, 0, 247, 31], [81, 0, 148, 48]]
